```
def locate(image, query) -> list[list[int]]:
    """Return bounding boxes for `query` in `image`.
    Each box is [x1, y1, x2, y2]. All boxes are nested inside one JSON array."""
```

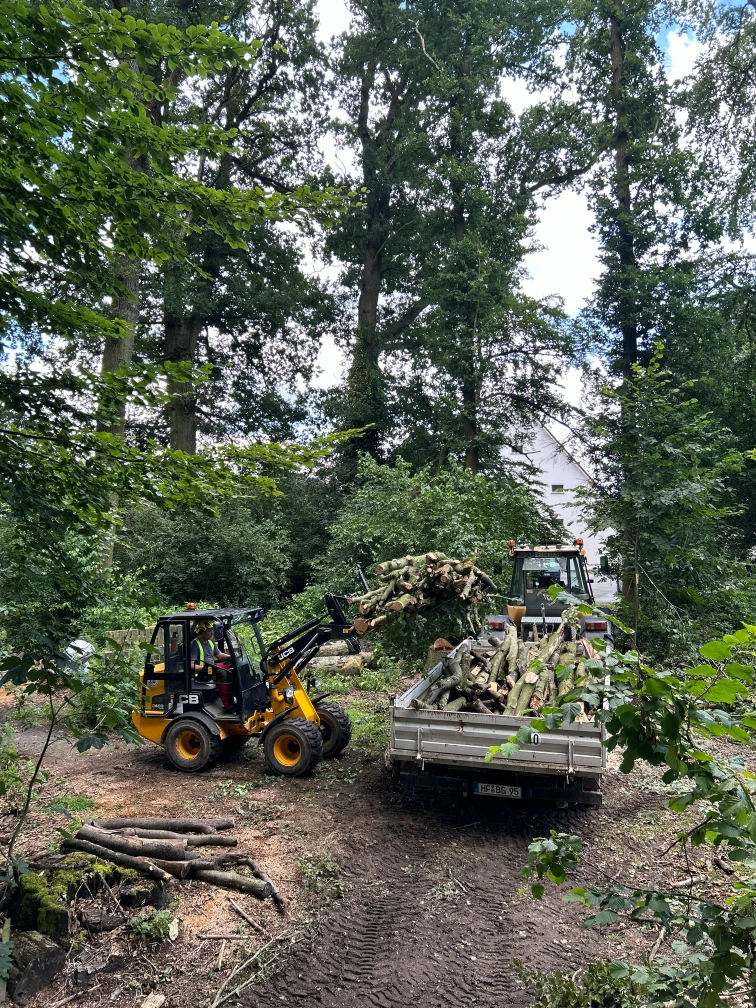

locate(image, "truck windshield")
[[522, 556, 589, 599]]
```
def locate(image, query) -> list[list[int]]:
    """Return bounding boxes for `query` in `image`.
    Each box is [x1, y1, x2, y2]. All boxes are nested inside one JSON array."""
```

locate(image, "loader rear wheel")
[[264, 718, 322, 777], [164, 720, 221, 773], [316, 702, 352, 758]]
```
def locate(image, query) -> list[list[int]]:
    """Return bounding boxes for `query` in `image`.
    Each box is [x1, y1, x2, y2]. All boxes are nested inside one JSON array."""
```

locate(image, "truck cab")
[[500, 540, 613, 645]]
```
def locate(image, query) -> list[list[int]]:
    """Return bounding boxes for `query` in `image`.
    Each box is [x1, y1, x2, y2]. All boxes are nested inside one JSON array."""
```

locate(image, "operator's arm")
[[213, 644, 232, 662]]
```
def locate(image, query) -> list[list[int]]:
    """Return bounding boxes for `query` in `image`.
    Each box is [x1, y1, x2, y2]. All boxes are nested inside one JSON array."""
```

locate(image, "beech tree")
[[328, 0, 601, 471]]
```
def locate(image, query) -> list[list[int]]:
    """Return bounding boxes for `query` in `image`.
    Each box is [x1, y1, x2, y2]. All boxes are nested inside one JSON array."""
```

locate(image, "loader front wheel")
[[164, 719, 221, 773], [264, 718, 323, 777], [316, 702, 352, 758]]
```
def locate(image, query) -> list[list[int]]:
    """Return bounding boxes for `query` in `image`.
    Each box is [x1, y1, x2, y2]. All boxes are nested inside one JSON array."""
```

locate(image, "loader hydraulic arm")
[[264, 593, 360, 686]]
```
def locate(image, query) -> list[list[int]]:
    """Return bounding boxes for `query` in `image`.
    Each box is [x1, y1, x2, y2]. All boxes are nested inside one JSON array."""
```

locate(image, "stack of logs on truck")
[[411, 623, 602, 719], [387, 615, 608, 805]]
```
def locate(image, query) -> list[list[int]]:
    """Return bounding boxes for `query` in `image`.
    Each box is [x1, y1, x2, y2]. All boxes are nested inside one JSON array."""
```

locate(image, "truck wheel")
[[222, 735, 249, 755], [316, 702, 352, 758], [164, 720, 221, 772], [264, 718, 323, 777]]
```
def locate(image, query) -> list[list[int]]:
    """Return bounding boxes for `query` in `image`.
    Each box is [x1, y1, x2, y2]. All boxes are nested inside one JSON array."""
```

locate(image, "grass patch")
[[45, 794, 96, 814], [346, 698, 389, 753]]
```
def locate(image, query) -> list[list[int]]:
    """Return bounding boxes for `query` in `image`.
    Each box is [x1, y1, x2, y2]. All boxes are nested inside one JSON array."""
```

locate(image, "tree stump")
[[8, 931, 66, 1004]]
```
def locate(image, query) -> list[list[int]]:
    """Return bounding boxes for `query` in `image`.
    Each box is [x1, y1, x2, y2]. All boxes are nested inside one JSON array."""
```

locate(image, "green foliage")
[[328, 456, 564, 576], [514, 960, 645, 1008], [579, 350, 742, 658], [345, 699, 390, 752], [0, 724, 33, 803], [117, 499, 294, 610], [126, 909, 174, 942], [521, 624, 756, 1006], [45, 795, 96, 815], [521, 831, 583, 898], [296, 850, 343, 900], [0, 941, 12, 982], [0, 0, 339, 350]]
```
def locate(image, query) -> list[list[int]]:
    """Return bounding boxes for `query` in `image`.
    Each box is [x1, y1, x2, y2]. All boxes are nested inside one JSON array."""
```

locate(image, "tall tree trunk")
[[343, 236, 386, 459], [609, 6, 639, 379], [98, 258, 141, 435], [97, 254, 141, 571], [164, 260, 202, 454]]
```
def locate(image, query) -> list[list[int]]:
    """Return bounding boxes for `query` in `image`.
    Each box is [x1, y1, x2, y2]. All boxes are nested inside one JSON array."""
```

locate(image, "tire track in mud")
[[247, 770, 610, 1008]]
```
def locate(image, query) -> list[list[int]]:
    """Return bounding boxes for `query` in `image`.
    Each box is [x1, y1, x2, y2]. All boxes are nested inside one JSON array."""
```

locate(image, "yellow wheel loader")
[[132, 594, 359, 776]]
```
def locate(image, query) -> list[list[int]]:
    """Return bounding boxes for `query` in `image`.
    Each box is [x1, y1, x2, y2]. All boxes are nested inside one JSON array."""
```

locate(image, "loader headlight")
[[145, 679, 158, 688], [283, 685, 295, 703]]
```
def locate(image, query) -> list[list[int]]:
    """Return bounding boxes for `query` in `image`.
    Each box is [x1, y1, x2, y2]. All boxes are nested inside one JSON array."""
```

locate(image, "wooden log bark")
[[60, 838, 173, 884], [117, 829, 237, 847], [515, 641, 530, 676], [8, 931, 66, 1004], [460, 571, 477, 600], [426, 669, 462, 704], [530, 667, 556, 712], [193, 871, 272, 899], [91, 817, 233, 834], [515, 670, 540, 715], [77, 825, 191, 861], [467, 698, 489, 714], [385, 593, 414, 612], [150, 859, 193, 879], [444, 696, 467, 712], [504, 676, 526, 714]]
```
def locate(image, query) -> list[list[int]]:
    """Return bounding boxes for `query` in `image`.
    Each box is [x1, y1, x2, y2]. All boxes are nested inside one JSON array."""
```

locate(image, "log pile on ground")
[[410, 625, 602, 718], [350, 552, 497, 634], [58, 817, 284, 908]]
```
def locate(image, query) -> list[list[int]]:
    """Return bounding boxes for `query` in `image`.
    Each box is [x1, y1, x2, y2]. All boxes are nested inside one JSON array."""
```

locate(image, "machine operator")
[[191, 620, 234, 713]]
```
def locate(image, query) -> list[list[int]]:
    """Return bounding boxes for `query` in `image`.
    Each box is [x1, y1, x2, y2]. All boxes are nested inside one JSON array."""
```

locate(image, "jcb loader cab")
[[494, 540, 614, 645], [132, 595, 358, 776]]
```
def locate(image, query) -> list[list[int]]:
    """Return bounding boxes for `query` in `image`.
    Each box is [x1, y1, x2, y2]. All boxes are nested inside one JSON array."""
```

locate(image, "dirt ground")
[[11, 688, 734, 1008]]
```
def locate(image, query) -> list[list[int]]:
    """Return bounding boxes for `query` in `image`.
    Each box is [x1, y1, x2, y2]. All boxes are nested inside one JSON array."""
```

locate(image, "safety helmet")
[[195, 620, 214, 631]]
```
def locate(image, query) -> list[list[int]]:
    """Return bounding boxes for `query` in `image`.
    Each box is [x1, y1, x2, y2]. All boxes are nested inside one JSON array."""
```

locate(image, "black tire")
[[263, 717, 323, 777], [316, 702, 352, 758], [164, 719, 222, 773], [221, 734, 250, 755]]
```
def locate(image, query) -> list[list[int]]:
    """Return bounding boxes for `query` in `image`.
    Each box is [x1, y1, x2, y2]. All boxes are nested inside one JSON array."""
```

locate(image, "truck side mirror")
[[599, 556, 610, 575]]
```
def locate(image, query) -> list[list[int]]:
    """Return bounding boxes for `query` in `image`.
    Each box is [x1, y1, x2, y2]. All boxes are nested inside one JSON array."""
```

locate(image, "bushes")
[[116, 500, 293, 610], [262, 456, 565, 659]]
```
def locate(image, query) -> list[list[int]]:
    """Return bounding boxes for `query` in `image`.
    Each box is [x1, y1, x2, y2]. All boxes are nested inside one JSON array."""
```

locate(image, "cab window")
[[164, 623, 187, 674]]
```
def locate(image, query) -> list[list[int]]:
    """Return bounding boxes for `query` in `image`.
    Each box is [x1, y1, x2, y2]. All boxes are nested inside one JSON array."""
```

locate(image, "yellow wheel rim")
[[272, 733, 301, 767], [175, 729, 202, 760]]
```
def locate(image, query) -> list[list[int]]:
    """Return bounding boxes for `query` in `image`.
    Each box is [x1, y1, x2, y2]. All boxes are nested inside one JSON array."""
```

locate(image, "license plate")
[[473, 783, 521, 798]]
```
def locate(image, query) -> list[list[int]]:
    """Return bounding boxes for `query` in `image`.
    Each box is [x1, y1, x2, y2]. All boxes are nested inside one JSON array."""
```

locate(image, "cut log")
[[185, 834, 237, 848], [193, 871, 272, 899], [444, 696, 467, 712], [530, 667, 556, 712], [117, 829, 237, 847], [79, 908, 127, 932], [61, 839, 174, 884], [150, 859, 193, 879], [91, 817, 233, 834], [8, 931, 66, 1004], [76, 825, 191, 861], [426, 669, 462, 704], [515, 670, 540, 715], [385, 593, 414, 612]]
